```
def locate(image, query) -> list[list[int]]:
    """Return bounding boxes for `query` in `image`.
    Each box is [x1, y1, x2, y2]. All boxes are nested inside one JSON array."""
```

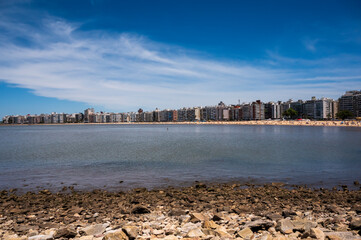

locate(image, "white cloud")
[[303, 38, 319, 52], [0, 10, 360, 112]]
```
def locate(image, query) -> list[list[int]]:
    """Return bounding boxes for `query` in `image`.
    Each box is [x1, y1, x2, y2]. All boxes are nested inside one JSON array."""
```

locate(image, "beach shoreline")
[[1, 182, 360, 239], [1, 120, 361, 128]]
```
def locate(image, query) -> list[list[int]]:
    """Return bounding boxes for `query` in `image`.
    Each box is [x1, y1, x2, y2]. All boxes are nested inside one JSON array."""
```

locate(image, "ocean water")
[[0, 124, 360, 191]]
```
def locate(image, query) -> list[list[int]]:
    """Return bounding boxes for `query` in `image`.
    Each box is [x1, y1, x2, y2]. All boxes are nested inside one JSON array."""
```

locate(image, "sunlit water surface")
[[0, 124, 360, 191]]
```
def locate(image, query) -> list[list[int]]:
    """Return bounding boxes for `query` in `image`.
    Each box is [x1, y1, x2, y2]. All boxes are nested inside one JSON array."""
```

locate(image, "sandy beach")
[[2, 120, 361, 128], [1, 183, 361, 240]]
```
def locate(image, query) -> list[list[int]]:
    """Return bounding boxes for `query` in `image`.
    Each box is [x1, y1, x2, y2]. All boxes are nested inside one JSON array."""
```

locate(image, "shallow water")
[[0, 124, 360, 191]]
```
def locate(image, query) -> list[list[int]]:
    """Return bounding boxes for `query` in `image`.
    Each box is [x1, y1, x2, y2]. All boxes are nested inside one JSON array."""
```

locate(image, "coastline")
[[1, 183, 361, 240], [1, 120, 361, 127]]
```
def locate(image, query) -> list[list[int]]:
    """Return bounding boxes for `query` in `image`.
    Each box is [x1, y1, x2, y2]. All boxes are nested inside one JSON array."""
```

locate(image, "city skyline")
[[0, 92, 346, 119], [5, 90, 361, 124], [1, 1, 361, 118]]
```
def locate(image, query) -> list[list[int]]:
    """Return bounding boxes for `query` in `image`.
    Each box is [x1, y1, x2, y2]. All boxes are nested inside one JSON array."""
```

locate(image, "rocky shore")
[[1, 183, 361, 240]]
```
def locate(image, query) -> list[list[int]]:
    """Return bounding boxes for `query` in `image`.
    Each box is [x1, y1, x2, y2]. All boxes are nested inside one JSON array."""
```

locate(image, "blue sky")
[[0, 0, 361, 117]]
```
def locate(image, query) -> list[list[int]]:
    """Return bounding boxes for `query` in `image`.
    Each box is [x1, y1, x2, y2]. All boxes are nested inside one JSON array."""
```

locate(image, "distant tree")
[[282, 108, 298, 119], [336, 110, 354, 120]]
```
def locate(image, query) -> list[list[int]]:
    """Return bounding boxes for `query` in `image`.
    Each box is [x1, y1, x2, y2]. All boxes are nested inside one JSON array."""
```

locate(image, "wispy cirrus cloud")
[[0, 6, 360, 111], [303, 38, 319, 52]]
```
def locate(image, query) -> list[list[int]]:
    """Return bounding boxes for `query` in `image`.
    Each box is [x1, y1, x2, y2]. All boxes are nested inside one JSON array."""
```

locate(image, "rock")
[[194, 182, 207, 188], [131, 205, 150, 214], [310, 228, 325, 240], [103, 229, 129, 240], [276, 219, 294, 234], [257, 232, 273, 240], [292, 219, 317, 232], [133, 187, 147, 193], [181, 222, 201, 234], [326, 205, 342, 214], [190, 213, 208, 222], [39, 189, 51, 195], [289, 232, 301, 239], [212, 214, 223, 221], [78, 237, 94, 240], [244, 219, 274, 231], [44, 229, 56, 237], [54, 227, 77, 238], [202, 220, 219, 229], [122, 225, 139, 240], [232, 205, 250, 214], [152, 229, 164, 235], [169, 209, 186, 216], [163, 235, 178, 240], [326, 235, 342, 240], [80, 223, 107, 236], [349, 218, 361, 230], [282, 210, 296, 218], [202, 228, 216, 236], [215, 226, 233, 238], [3, 234, 27, 240], [186, 228, 205, 237], [13, 224, 33, 234], [351, 206, 361, 215], [68, 206, 84, 214], [268, 227, 276, 234], [266, 213, 283, 221], [237, 227, 253, 239], [28, 235, 53, 240], [325, 231, 359, 240], [271, 182, 285, 187], [28, 229, 39, 237]]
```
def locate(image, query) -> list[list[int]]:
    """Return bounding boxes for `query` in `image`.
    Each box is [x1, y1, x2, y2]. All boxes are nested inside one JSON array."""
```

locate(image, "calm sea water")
[[0, 124, 360, 191]]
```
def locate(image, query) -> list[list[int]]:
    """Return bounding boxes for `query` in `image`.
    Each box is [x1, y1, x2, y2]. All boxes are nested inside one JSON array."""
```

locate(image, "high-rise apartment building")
[[339, 90, 361, 117]]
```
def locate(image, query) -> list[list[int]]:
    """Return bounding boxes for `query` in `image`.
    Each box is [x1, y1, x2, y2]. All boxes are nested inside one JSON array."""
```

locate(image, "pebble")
[[1, 184, 361, 240]]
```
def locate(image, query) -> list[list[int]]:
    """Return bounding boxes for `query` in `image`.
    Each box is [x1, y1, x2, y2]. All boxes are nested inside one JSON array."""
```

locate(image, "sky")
[[0, 0, 361, 117]]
